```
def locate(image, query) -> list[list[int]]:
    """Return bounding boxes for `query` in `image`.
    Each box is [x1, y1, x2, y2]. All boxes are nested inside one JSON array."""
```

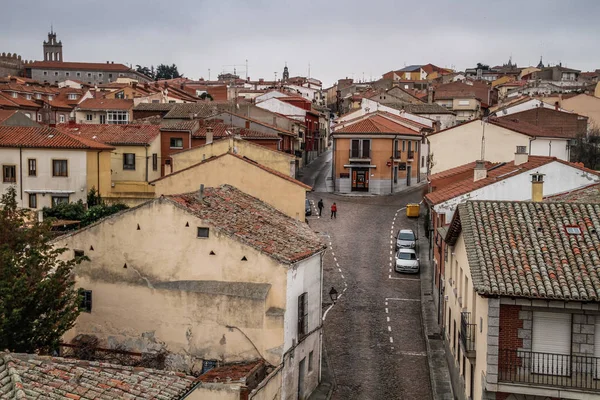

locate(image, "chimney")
[[473, 160, 487, 182], [206, 126, 213, 144], [555, 101, 559, 111], [531, 172, 545, 202], [427, 86, 433, 104], [245, 120, 250, 129], [514, 145, 528, 165], [198, 184, 204, 201]]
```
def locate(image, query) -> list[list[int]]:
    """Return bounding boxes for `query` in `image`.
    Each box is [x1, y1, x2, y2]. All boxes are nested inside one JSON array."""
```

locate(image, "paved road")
[[301, 152, 432, 400]]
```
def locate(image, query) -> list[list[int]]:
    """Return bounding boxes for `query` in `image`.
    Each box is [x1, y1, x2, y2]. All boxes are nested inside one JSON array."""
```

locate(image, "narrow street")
[[301, 151, 432, 400]]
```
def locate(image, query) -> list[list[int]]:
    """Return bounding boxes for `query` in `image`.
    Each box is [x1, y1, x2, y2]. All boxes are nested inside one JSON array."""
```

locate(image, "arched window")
[[46, 52, 49, 61], [50, 52, 54, 61], [56, 52, 60, 62]]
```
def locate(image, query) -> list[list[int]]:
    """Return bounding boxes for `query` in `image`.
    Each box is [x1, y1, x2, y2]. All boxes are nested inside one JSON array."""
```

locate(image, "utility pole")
[[246, 59, 248, 80], [208, 68, 211, 81]]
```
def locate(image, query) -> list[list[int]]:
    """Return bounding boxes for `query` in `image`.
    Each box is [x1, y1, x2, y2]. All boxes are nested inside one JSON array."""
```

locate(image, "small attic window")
[[566, 226, 581, 235], [197, 227, 209, 238]]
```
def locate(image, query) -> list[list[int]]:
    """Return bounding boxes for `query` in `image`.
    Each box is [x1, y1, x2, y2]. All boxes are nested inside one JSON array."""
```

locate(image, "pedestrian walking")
[[331, 202, 337, 219], [318, 199, 324, 216]]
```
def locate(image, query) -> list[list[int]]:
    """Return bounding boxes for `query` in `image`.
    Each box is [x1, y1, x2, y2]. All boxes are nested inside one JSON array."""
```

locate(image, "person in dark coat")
[[317, 199, 324, 216]]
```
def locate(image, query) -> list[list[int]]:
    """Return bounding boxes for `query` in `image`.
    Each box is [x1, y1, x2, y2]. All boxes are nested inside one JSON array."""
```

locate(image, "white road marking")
[[389, 337, 394, 343], [385, 308, 389, 313], [389, 257, 392, 262], [331, 252, 335, 256], [336, 263, 340, 267], [334, 257, 337, 262], [389, 250, 392, 255], [389, 276, 420, 281], [344, 282, 348, 286], [386, 316, 390, 322], [338, 268, 342, 272], [389, 269, 391, 273], [341, 274, 345, 279], [399, 351, 427, 357], [385, 298, 421, 302], [388, 326, 391, 332]]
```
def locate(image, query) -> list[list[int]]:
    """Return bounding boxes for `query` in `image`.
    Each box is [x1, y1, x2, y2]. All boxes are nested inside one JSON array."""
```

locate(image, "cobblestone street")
[[302, 151, 433, 400]]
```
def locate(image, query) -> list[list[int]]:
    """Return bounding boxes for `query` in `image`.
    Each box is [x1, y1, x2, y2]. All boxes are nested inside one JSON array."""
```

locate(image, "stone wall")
[[0, 52, 28, 78]]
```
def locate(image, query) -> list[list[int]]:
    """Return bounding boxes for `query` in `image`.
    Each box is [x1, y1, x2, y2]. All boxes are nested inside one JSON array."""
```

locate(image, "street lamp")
[[329, 287, 338, 303]]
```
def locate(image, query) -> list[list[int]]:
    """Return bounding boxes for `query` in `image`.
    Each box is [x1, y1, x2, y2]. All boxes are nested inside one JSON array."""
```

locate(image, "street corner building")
[[441, 199, 600, 400], [51, 184, 327, 399], [331, 111, 431, 194]]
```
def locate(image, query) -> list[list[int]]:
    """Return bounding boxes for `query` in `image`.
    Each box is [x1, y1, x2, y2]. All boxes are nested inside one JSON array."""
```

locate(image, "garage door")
[[532, 312, 571, 375]]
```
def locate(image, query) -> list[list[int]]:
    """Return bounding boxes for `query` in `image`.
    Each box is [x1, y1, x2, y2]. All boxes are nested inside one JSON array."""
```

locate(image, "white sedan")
[[395, 248, 420, 274]]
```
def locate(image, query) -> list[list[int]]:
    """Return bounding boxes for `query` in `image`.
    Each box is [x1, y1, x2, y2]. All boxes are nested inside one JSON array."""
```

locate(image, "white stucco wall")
[[529, 137, 570, 160], [433, 161, 600, 221], [256, 98, 306, 119], [429, 122, 530, 174], [284, 253, 322, 352], [0, 148, 88, 209], [498, 99, 567, 116], [255, 90, 288, 103], [419, 113, 456, 130]]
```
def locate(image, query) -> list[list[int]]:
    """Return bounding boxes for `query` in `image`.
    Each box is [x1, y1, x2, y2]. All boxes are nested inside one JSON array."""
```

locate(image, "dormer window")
[[26, 94, 32, 100], [68, 94, 77, 100], [36, 93, 41, 99], [565, 226, 581, 235], [48, 95, 53, 101], [11, 92, 17, 98]]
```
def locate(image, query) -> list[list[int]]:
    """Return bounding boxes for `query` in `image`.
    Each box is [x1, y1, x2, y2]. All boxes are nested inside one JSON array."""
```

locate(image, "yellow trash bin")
[[406, 203, 420, 218]]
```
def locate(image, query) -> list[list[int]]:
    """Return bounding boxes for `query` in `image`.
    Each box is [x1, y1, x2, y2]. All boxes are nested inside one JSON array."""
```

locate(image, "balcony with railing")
[[499, 349, 600, 392], [349, 148, 371, 161], [407, 150, 415, 160], [393, 150, 401, 160], [460, 312, 476, 358]]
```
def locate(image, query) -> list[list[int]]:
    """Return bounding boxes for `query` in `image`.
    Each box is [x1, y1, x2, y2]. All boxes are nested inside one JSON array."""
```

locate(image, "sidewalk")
[[308, 338, 335, 400], [419, 233, 454, 400]]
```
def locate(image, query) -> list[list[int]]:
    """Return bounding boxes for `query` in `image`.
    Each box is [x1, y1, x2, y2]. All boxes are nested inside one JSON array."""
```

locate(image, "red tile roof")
[[425, 156, 557, 205], [0, 92, 18, 107], [55, 124, 160, 145], [27, 61, 132, 72], [77, 98, 133, 111], [0, 126, 113, 150], [0, 352, 197, 399], [167, 185, 325, 264], [216, 111, 297, 137], [0, 110, 17, 124], [428, 160, 496, 182], [545, 182, 600, 203], [334, 113, 421, 135], [198, 361, 264, 383]]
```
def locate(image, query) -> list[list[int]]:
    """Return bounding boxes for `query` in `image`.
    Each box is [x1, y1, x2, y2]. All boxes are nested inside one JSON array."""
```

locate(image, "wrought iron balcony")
[[499, 349, 600, 392], [349, 149, 371, 160], [393, 150, 401, 160], [407, 150, 415, 160], [460, 312, 476, 358]]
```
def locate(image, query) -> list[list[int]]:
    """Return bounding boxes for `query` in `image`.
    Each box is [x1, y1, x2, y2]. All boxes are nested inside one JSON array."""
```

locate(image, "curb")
[[419, 233, 454, 400]]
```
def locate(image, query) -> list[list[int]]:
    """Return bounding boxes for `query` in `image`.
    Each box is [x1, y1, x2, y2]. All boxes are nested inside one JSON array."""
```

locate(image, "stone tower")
[[43, 28, 63, 62], [283, 62, 289, 81]]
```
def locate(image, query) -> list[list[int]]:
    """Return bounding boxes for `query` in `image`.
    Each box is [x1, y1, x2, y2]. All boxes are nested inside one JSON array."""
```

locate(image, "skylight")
[[566, 226, 581, 235]]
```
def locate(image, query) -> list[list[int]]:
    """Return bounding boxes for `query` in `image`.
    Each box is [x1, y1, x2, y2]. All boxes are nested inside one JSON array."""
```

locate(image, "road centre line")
[[388, 275, 420, 281], [385, 297, 421, 302]]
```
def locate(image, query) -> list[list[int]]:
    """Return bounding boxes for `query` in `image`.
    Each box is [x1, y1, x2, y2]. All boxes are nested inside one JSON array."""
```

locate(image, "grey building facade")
[[25, 31, 151, 85]]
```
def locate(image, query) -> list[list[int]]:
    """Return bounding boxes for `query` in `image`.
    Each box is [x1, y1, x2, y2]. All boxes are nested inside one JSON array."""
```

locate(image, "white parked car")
[[396, 229, 417, 250], [395, 248, 420, 274]]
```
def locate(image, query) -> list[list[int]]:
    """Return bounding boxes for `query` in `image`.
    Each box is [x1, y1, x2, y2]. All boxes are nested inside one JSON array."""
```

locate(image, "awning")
[[343, 164, 377, 168], [24, 189, 75, 195]]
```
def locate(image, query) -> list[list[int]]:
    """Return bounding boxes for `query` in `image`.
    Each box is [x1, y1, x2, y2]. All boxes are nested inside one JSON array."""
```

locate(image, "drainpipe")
[[19, 147, 23, 201], [528, 137, 537, 155], [145, 144, 149, 182]]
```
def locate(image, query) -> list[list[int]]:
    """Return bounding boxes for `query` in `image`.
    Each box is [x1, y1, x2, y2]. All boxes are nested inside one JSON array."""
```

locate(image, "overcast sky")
[[2, 0, 599, 86]]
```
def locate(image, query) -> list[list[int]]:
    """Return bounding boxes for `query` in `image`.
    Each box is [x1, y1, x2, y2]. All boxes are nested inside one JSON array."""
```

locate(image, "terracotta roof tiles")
[[77, 98, 133, 111], [55, 124, 160, 145], [334, 113, 421, 135], [0, 352, 197, 399], [0, 126, 113, 150], [447, 200, 600, 300], [167, 185, 324, 264]]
